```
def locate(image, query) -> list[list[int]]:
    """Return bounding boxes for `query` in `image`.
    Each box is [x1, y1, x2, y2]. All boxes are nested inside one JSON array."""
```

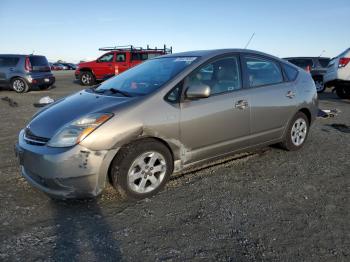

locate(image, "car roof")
[[0, 54, 46, 57], [161, 49, 282, 61], [283, 57, 330, 60]]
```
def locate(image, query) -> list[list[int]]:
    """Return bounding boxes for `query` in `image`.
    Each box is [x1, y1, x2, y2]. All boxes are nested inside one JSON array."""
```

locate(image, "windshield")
[[95, 57, 197, 96]]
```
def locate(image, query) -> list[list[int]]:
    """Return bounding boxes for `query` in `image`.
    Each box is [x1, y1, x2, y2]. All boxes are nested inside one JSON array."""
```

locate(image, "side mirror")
[[185, 83, 211, 99]]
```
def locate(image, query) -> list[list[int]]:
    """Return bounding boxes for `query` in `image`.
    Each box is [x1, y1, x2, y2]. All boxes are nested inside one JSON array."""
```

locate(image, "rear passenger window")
[[115, 53, 126, 62], [148, 53, 162, 59], [282, 63, 298, 81], [288, 59, 313, 69], [187, 56, 241, 95], [245, 57, 283, 87], [0, 57, 19, 67]]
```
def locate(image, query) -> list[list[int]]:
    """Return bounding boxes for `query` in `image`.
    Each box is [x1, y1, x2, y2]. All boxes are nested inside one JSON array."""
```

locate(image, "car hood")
[[27, 90, 131, 139], [78, 60, 95, 68]]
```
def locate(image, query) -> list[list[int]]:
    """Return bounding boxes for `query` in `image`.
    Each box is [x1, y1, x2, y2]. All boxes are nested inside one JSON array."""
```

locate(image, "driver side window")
[[98, 53, 114, 63], [187, 56, 241, 96]]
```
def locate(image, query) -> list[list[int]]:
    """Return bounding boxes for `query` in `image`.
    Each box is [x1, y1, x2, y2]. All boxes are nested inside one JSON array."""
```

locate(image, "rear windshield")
[[318, 58, 330, 68], [29, 56, 49, 66], [288, 59, 314, 69], [95, 56, 198, 96], [29, 56, 50, 72]]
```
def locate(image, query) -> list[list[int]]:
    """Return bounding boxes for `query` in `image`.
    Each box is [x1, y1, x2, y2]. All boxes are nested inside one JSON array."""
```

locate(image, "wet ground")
[[0, 71, 349, 261]]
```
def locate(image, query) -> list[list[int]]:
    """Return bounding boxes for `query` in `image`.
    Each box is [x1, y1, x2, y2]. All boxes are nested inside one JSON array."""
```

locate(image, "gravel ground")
[[0, 71, 349, 261]]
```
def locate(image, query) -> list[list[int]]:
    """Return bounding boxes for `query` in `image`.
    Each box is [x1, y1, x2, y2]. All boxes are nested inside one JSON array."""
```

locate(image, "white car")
[[324, 48, 350, 99]]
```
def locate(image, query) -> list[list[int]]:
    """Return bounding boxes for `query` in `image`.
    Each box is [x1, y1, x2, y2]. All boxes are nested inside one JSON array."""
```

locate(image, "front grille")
[[24, 128, 49, 145]]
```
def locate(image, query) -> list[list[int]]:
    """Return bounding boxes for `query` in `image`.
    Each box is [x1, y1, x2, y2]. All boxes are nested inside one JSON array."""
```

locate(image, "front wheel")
[[111, 139, 173, 200], [280, 112, 309, 151], [79, 71, 95, 86], [11, 78, 29, 93]]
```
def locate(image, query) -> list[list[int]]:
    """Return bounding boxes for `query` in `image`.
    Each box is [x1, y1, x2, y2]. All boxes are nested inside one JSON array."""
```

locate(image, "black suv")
[[283, 57, 330, 93], [0, 54, 55, 93]]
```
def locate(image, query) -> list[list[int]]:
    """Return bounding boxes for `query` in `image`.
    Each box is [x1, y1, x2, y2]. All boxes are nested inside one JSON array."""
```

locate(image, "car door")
[[242, 55, 297, 145], [115, 52, 128, 74], [180, 55, 251, 164], [94, 52, 115, 79]]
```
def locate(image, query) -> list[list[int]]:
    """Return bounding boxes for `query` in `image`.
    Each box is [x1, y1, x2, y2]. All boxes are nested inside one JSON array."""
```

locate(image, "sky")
[[0, 0, 349, 63]]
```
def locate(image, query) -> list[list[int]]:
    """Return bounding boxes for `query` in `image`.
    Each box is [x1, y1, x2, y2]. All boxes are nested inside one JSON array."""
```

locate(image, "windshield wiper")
[[92, 87, 131, 97], [108, 88, 131, 97]]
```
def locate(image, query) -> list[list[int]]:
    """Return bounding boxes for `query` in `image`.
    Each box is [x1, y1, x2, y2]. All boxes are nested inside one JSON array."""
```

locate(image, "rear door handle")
[[286, 91, 296, 99], [235, 100, 249, 110], [9, 68, 14, 71]]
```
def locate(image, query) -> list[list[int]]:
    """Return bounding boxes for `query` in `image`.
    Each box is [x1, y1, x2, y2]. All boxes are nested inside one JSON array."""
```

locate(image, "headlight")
[[47, 113, 113, 147]]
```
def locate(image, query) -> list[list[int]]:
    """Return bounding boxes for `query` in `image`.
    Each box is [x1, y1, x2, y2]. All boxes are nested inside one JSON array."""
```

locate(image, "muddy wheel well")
[[299, 108, 311, 124], [107, 137, 175, 184], [79, 68, 94, 74]]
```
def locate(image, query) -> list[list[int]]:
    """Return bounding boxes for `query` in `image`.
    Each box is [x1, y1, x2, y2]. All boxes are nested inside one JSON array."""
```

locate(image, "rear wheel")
[[11, 78, 29, 93], [314, 79, 325, 93], [280, 112, 309, 151], [79, 71, 95, 86], [111, 139, 173, 200], [335, 85, 350, 99]]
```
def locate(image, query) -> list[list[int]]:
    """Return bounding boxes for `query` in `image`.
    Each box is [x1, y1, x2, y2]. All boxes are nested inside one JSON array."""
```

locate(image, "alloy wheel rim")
[[315, 80, 324, 92], [291, 118, 307, 146], [13, 79, 25, 92], [81, 74, 91, 84], [127, 151, 167, 194]]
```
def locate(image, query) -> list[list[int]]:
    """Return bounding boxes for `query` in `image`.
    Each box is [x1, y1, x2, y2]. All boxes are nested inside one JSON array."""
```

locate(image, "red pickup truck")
[[75, 45, 172, 85]]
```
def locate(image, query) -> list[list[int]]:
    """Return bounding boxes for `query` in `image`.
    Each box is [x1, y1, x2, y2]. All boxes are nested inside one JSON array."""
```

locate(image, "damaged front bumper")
[[15, 129, 118, 199]]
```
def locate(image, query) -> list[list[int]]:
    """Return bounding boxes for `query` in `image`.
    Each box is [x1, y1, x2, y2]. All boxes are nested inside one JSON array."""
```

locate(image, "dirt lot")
[[0, 71, 349, 261]]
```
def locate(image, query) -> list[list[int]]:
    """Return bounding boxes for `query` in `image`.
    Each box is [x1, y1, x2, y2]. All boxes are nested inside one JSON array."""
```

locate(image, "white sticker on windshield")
[[174, 57, 197, 64]]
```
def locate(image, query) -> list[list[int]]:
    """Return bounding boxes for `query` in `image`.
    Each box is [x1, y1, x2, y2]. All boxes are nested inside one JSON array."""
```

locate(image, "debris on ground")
[[33, 96, 54, 107], [1, 97, 18, 107], [317, 108, 340, 118], [326, 123, 350, 133]]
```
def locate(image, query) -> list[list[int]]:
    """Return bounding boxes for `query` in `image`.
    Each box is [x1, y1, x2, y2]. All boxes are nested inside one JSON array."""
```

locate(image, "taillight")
[[25, 57, 32, 72], [338, 57, 350, 68]]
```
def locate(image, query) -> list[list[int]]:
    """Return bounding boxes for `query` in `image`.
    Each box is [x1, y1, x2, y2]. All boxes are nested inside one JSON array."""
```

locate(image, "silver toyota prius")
[[15, 49, 318, 200]]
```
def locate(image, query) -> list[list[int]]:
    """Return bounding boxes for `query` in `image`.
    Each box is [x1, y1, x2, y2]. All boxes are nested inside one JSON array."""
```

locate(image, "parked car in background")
[[324, 48, 350, 99], [50, 63, 65, 70], [0, 54, 55, 93], [61, 63, 77, 70], [16, 49, 318, 200], [75, 45, 172, 85], [284, 57, 330, 93]]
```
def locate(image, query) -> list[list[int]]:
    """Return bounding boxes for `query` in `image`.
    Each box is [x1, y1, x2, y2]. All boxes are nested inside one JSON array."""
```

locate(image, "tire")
[[280, 112, 309, 151], [79, 71, 95, 86], [11, 78, 29, 93], [111, 139, 173, 200], [335, 85, 350, 99], [314, 79, 325, 93]]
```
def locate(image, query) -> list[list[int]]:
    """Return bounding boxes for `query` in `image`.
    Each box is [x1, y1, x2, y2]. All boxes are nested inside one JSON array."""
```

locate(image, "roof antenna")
[[318, 50, 325, 57], [244, 32, 255, 49]]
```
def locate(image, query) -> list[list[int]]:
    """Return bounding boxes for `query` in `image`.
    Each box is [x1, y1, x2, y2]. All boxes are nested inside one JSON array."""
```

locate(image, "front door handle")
[[286, 91, 296, 99], [235, 100, 249, 110]]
